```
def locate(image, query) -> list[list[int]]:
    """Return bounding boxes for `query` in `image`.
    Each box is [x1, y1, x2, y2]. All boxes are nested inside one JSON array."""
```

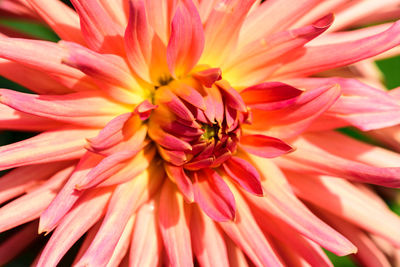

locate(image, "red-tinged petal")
[[125, 0, 153, 82], [190, 206, 230, 267], [0, 59, 72, 94], [39, 152, 103, 233], [0, 89, 129, 127], [240, 82, 303, 110], [134, 100, 158, 121], [0, 161, 73, 205], [167, 0, 204, 77], [159, 179, 193, 267], [130, 200, 163, 267], [240, 134, 294, 158], [165, 163, 194, 203], [158, 147, 187, 166], [0, 165, 74, 232], [216, 80, 247, 112], [274, 20, 400, 78], [317, 210, 391, 267], [76, 169, 161, 267], [0, 37, 96, 92], [0, 128, 97, 171], [193, 170, 236, 222], [223, 156, 263, 196], [193, 68, 222, 88], [148, 123, 192, 151], [247, 156, 357, 256], [37, 187, 113, 267], [185, 158, 214, 171], [219, 180, 285, 267], [248, 84, 341, 139], [0, 221, 38, 266], [287, 173, 400, 248], [26, 0, 85, 44], [70, 0, 125, 54]]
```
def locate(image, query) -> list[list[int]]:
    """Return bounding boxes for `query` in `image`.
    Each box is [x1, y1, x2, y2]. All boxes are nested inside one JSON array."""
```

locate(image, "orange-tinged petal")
[[130, 200, 163, 267], [190, 206, 230, 267], [107, 215, 135, 267], [159, 179, 193, 267], [167, 0, 204, 77]]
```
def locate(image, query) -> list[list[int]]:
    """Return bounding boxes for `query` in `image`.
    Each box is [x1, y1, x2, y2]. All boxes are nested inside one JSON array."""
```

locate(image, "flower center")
[[147, 68, 249, 170]]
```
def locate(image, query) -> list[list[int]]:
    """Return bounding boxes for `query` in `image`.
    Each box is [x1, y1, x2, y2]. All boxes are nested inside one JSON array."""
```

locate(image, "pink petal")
[[61, 41, 142, 104], [0, 165, 74, 232], [0, 37, 95, 91], [130, 200, 163, 267], [190, 206, 230, 267], [318, 210, 391, 267], [225, 238, 249, 267], [0, 89, 129, 127], [134, 100, 158, 121], [0, 161, 72, 205], [288, 77, 400, 131], [76, 170, 160, 267], [275, 20, 400, 78], [247, 156, 357, 256], [37, 187, 113, 267], [239, 0, 325, 47], [287, 173, 400, 248], [0, 58, 72, 94], [219, 181, 285, 266], [27, 0, 85, 44], [216, 80, 247, 112], [70, 0, 125, 54], [39, 152, 103, 233], [159, 179, 193, 267], [0, 103, 64, 131], [0, 127, 97, 171], [240, 134, 294, 158], [223, 156, 263, 195], [281, 132, 400, 187], [107, 215, 135, 267], [167, 0, 204, 77], [193, 170, 236, 222]]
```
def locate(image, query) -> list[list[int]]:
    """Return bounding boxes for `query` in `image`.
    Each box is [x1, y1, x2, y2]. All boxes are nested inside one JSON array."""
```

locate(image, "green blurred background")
[[0, 2, 399, 266]]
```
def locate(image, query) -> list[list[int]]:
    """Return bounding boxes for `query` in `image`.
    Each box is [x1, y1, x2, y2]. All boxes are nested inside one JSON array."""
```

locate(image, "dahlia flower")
[[1, 0, 400, 266]]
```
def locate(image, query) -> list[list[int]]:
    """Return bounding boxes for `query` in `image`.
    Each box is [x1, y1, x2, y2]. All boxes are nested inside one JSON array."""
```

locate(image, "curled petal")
[[240, 134, 294, 158]]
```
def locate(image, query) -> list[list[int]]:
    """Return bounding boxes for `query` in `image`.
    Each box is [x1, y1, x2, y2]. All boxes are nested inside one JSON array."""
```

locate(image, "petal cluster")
[[0, 0, 399, 266]]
